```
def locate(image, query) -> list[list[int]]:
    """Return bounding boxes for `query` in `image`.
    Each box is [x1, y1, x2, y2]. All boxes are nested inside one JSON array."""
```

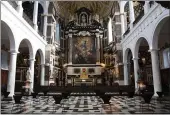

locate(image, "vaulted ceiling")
[[54, 1, 119, 20]]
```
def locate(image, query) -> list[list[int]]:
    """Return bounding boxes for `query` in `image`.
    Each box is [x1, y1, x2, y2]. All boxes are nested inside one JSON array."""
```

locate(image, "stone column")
[[29, 58, 35, 92], [43, 1, 48, 41], [40, 64, 45, 85], [96, 30, 100, 62], [124, 62, 129, 85], [120, 7, 125, 37], [100, 35, 103, 62], [7, 50, 18, 97], [17, 1, 23, 16], [133, 58, 139, 89], [33, 1, 38, 31], [108, 17, 113, 42], [129, 1, 135, 29], [68, 32, 73, 64], [149, 49, 162, 96], [144, 1, 150, 14]]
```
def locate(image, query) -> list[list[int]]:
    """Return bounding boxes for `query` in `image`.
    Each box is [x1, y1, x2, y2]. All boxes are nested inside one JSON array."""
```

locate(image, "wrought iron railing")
[[8, 1, 18, 10], [133, 10, 144, 27], [23, 12, 34, 28]]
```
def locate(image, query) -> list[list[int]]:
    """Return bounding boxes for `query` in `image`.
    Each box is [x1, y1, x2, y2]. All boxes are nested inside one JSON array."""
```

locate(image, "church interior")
[[1, 1, 170, 114]]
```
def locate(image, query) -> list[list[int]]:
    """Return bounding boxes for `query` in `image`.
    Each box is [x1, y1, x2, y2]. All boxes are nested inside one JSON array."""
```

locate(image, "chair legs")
[[11, 103, 23, 113], [52, 103, 57, 113], [140, 102, 154, 113]]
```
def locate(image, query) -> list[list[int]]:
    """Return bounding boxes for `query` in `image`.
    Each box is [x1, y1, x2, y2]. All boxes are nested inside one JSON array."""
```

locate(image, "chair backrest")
[[128, 91, 135, 98], [13, 95, 22, 103], [31, 92, 38, 98], [101, 95, 111, 104], [142, 92, 154, 103], [4, 92, 10, 98], [156, 91, 163, 98], [62, 92, 69, 99], [53, 96, 62, 104]]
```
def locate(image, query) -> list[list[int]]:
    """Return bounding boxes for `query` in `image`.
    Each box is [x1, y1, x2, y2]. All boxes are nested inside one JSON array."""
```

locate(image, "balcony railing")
[[23, 12, 34, 28], [8, 2, 44, 38], [8, 1, 18, 10], [123, 27, 130, 38], [38, 30, 43, 37], [149, 1, 155, 8], [133, 10, 144, 27]]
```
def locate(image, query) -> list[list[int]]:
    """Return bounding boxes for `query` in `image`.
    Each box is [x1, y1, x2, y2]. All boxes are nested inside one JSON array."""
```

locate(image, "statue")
[[26, 68, 31, 81], [81, 14, 87, 26]]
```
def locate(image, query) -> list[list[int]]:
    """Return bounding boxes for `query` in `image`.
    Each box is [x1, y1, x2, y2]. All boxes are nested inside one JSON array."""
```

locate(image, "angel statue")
[[26, 68, 31, 81]]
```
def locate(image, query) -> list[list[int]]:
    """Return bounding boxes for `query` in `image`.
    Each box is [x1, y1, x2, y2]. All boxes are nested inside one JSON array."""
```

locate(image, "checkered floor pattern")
[[1, 95, 170, 114]]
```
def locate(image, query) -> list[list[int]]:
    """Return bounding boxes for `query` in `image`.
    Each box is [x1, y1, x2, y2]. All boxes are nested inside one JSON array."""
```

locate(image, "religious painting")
[[72, 36, 96, 64]]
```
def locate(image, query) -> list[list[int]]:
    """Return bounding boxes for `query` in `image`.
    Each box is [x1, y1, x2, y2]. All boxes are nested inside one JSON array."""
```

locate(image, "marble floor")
[[1, 95, 170, 114]]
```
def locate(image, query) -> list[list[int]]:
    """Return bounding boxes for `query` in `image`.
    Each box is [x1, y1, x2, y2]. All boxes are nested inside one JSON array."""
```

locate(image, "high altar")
[[63, 7, 105, 86]]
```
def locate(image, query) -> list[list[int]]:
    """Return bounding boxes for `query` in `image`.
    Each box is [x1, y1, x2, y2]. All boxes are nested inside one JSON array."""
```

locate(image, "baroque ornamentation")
[[77, 31, 91, 36]]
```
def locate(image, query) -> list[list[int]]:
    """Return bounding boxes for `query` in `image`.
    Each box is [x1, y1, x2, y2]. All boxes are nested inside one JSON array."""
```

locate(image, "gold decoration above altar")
[[80, 74, 88, 79], [80, 68, 88, 79]]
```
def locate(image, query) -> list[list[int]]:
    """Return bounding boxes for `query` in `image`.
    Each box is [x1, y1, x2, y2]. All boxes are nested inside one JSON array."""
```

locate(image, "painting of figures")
[[72, 36, 96, 64]]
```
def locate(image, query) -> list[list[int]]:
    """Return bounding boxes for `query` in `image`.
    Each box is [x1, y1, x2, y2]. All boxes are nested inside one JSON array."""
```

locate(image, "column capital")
[[41, 64, 45, 66], [148, 48, 160, 52], [9, 50, 20, 54], [17, 1, 22, 5], [29, 58, 36, 61], [123, 62, 128, 65], [34, 1, 39, 3], [120, 12, 125, 15], [145, 1, 150, 4], [124, 62, 131, 65], [132, 57, 139, 60]]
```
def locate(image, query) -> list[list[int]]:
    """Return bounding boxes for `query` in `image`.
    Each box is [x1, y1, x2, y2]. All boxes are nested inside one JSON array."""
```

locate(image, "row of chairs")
[[2, 90, 164, 114]]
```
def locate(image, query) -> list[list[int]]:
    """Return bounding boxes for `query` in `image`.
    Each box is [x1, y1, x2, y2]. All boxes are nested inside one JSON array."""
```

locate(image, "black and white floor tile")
[[1, 95, 170, 114]]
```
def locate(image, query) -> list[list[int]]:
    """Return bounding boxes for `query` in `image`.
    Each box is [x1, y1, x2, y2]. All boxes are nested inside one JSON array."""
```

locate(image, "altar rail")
[[34, 85, 137, 94]]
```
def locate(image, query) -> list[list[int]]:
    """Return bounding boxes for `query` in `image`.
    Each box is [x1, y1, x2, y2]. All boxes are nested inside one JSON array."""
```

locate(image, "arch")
[[34, 49, 45, 64], [134, 37, 150, 58], [17, 39, 34, 59], [38, 2, 44, 12], [151, 16, 170, 49], [123, 48, 133, 63], [1, 20, 16, 51]]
